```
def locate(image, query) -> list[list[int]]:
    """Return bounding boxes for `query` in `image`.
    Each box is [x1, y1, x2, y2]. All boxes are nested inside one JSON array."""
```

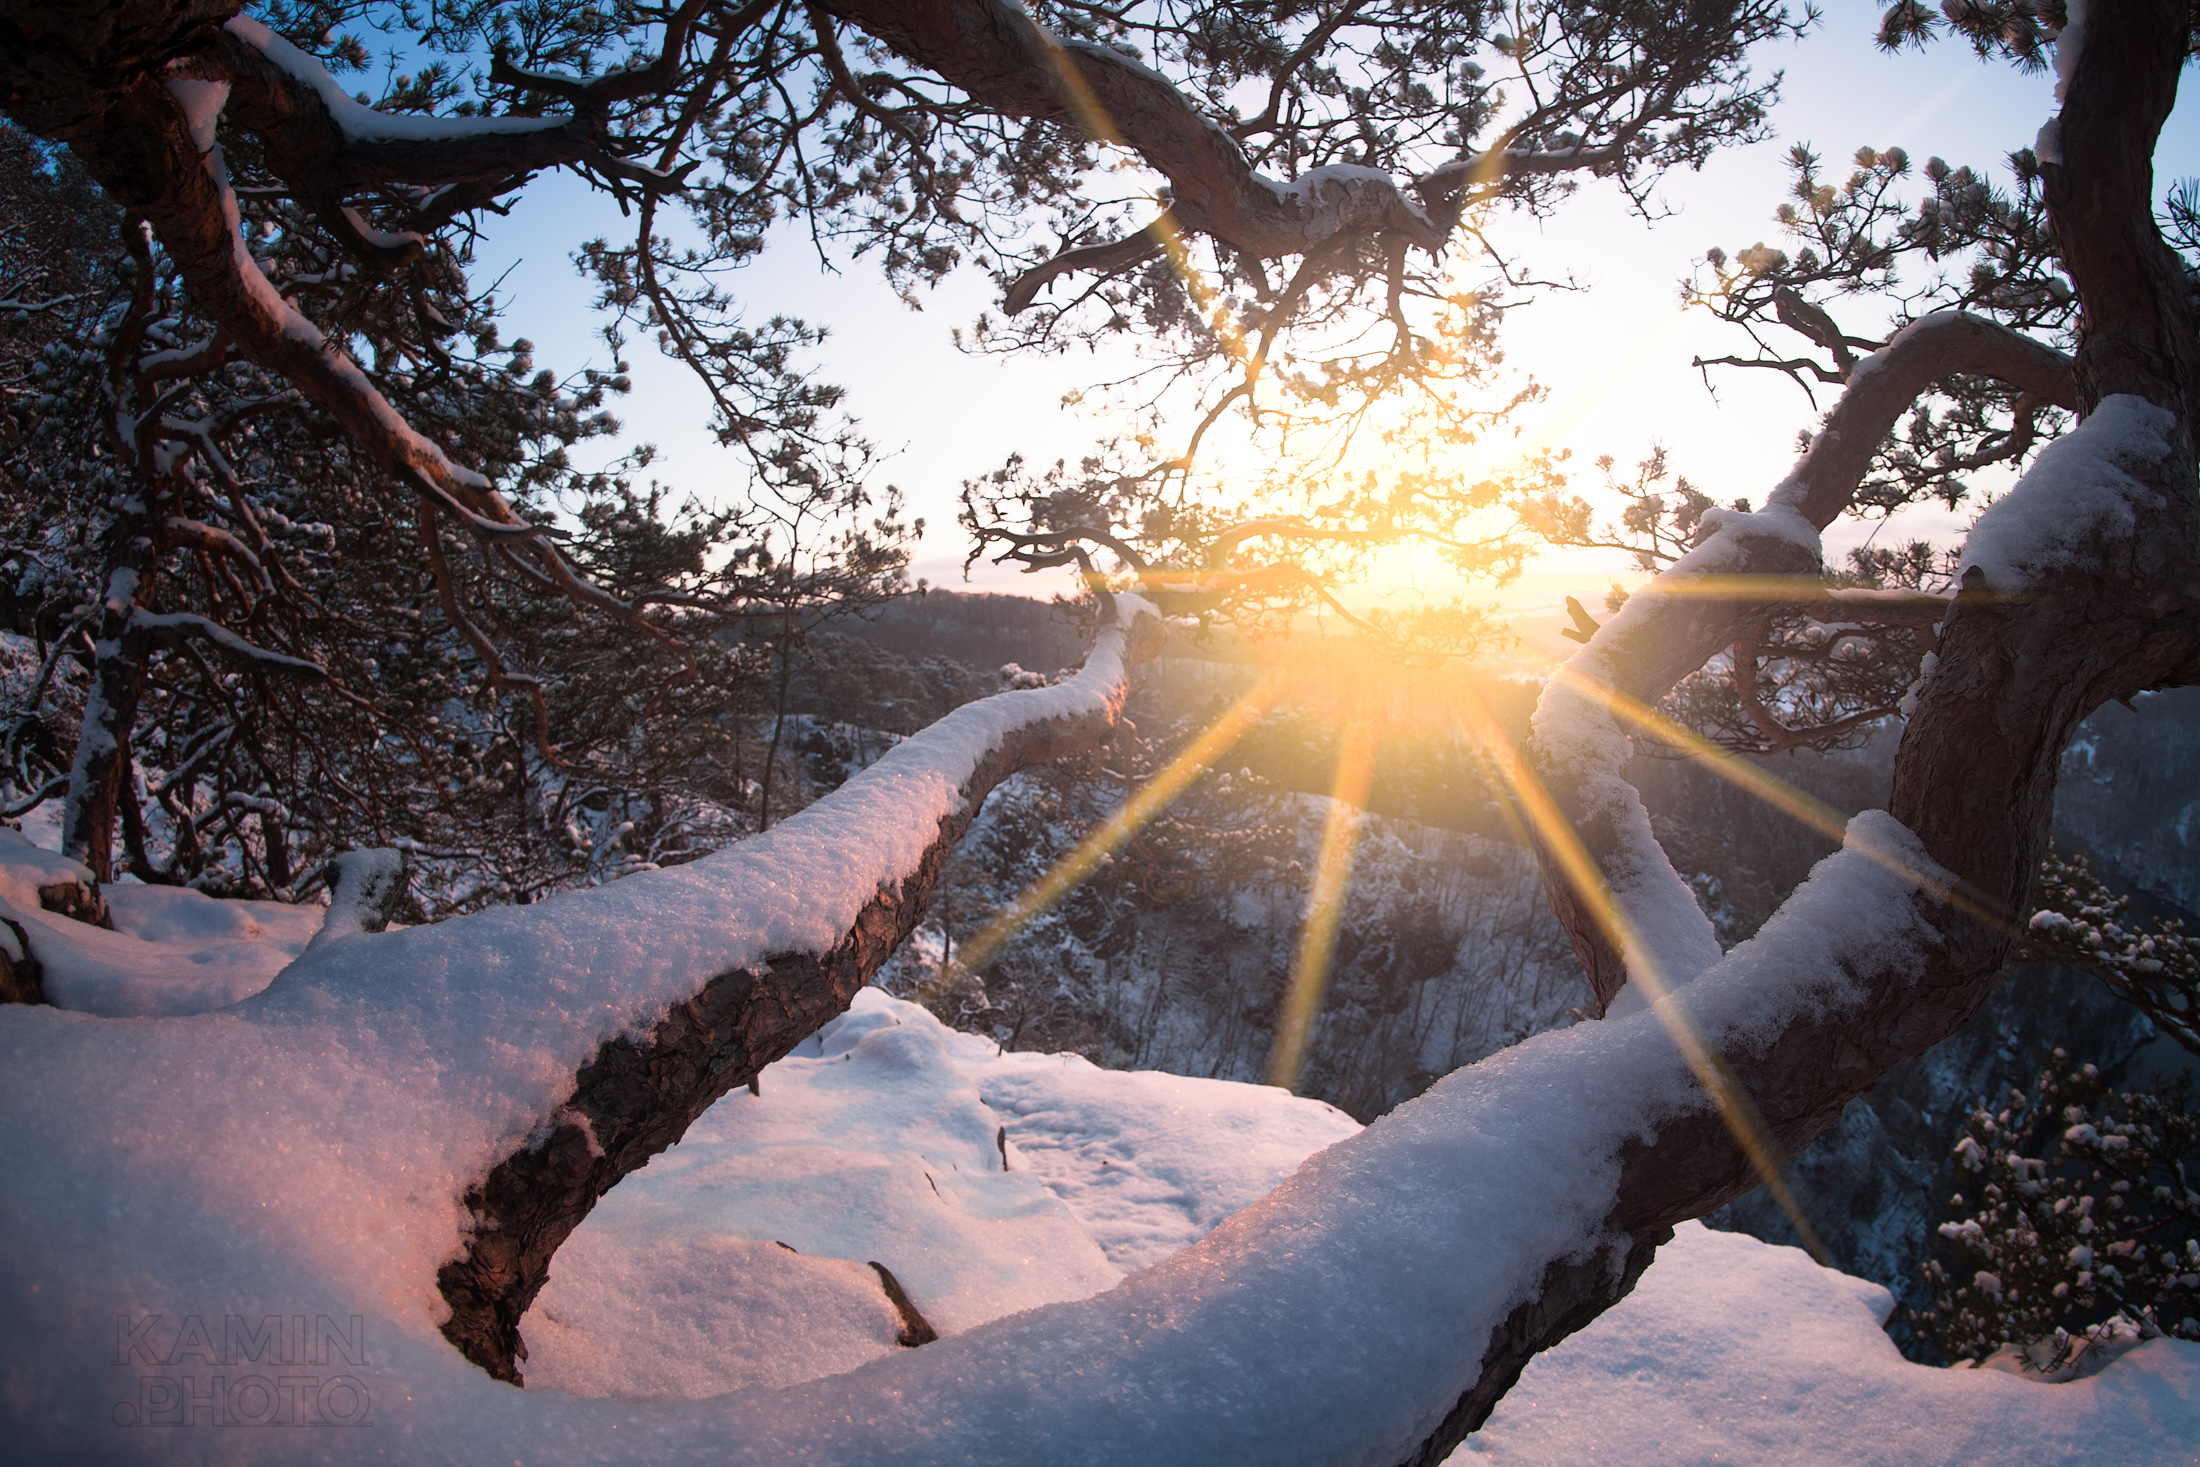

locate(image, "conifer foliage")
[[2019, 848, 2200, 1060], [0, 118, 905, 909], [1918, 1050, 2200, 1374]]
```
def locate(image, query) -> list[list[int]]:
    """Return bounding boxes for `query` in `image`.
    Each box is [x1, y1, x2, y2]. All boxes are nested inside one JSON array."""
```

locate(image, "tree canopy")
[[0, 1, 2197, 1460]]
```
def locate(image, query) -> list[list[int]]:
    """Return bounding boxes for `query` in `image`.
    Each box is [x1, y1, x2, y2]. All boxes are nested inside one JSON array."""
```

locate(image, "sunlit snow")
[[1, 789, 2193, 1461]]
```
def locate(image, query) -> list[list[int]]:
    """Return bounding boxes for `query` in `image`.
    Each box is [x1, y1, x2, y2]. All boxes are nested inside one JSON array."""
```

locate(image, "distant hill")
[[840, 589, 1092, 674]]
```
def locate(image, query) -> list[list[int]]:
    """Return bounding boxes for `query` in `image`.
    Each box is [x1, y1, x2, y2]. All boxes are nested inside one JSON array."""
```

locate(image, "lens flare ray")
[[1268, 718, 1381, 1092], [1452, 676, 1832, 1263], [1023, 26, 1253, 369], [1545, 663, 2005, 930], [939, 674, 1288, 984]]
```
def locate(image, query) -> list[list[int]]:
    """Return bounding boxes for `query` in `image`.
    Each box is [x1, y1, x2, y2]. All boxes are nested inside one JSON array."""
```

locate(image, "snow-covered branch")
[[1525, 311, 2074, 1011], [0, 775, 2099, 1465], [213, 18, 598, 202], [404, 596, 1157, 1376], [128, 609, 325, 680], [15, 21, 679, 761], [832, 0, 1638, 305]]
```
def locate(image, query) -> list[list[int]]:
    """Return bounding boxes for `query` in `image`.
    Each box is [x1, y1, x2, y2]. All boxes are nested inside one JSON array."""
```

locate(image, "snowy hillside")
[[877, 768, 1589, 1119]]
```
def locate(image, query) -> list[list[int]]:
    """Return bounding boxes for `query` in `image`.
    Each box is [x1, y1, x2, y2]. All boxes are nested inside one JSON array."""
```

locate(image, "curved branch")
[[1525, 310, 2074, 1011], [9, 26, 696, 761], [1726, 632, 1907, 756], [126, 608, 326, 680], [218, 19, 598, 193], [161, 515, 268, 589], [1003, 224, 1165, 314], [1780, 312, 2076, 529], [807, 5, 933, 161], [486, 0, 716, 109], [828, 0, 1507, 272]]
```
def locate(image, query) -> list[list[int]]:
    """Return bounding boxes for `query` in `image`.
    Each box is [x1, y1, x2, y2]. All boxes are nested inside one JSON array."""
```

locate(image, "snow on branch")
[[1527, 501, 1819, 1012], [0, 288, 84, 318], [835, 0, 1626, 310], [0, 591, 1157, 1391], [307, 847, 409, 951], [1766, 312, 2076, 530], [194, 19, 609, 271], [1957, 395, 2178, 593], [1, 407, 2191, 1467], [1525, 311, 2073, 1013], [355, 594, 1156, 1376], [0, 791, 1994, 1465], [128, 609, 326, 679], [100, 37, 676, 725], [225, 17, 573, 148]]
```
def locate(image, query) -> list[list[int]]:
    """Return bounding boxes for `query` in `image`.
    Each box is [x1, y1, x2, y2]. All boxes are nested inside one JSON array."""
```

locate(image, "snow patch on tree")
[[227, 17, 574, 145], [1531, 501, 1830, 1006], [1959, 395, 2177, 592]]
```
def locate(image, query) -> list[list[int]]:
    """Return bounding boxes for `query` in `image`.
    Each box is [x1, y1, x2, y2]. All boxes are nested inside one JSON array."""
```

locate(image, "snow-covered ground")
[[506, 995, 2200, 1466], [521, 989, 1361, 1400], [0, 829, 322, 1014], [1, 829, 2194, 1463], [1466, 1222, 2199, 1466]]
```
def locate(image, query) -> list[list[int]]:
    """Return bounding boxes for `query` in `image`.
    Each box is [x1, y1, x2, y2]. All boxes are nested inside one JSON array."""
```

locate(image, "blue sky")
[[470, 2, 2199, 651]]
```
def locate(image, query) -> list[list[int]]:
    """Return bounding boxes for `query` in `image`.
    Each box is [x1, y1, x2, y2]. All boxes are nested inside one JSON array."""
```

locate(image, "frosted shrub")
[[2018, 849, 2200, 1057], [1918, 1049, 2200, 1374]]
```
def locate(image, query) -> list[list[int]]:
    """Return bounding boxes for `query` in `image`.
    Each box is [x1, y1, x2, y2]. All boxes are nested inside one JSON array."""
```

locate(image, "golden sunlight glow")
[[931, 607, 1855, 1261], [1501, 304, 1700, 461], [944, 673, 1289, 979], [923, 20, 1966, 1267], [1267, 717, 1382, 1092], [1608, 576, 2013, 608], [1544, 662, 2003, 931], [1450, 675, 1832, 1264]]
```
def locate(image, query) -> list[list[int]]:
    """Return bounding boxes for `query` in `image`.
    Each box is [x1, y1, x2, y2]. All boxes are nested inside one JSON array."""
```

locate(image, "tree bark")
[[0, 4, 602, 550], [1457, 7, 2198, 1459], [436, 603, 1159, 1381], [1525, 310, 2078, 1012], [2039, 0, 2200, 451], [59, 517, 157, 884]]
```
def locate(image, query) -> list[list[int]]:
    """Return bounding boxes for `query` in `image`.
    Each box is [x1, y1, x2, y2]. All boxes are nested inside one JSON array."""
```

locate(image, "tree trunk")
[[1523, 312, 2077, 1012], [1456, 5, 2199, 1460], [60, 515, 157, 885], [758, 615, 796, 832]]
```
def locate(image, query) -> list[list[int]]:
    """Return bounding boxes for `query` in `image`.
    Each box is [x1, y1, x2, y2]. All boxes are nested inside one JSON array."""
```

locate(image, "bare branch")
[[486, 0, 717, 109], [1004, 224, 1165, 314]]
